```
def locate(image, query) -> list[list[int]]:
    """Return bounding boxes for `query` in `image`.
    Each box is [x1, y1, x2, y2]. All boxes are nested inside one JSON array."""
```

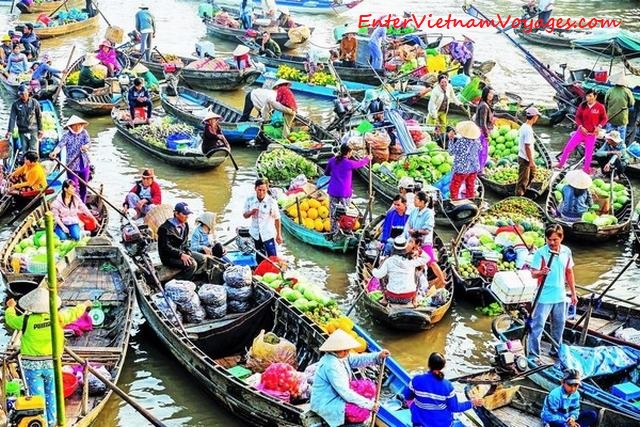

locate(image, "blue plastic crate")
[[225, 251, 257, 267], [611, 382, 640, 401]]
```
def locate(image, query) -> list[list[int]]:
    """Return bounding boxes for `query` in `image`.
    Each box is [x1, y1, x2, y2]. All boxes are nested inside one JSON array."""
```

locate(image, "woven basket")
[[144, 204, 174, 240]]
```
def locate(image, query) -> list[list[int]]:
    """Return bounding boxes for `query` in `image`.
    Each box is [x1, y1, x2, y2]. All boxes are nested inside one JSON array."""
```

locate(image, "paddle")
[[450, 362, 554, 384], [522, 249, 559, 339], [10, 0, 16, 14], [53, 43, 77, 100], [7, 152, 82, 225], [369, 357, 386, 427], [64, 347, 168, 427], [47, 0, 70, 18]]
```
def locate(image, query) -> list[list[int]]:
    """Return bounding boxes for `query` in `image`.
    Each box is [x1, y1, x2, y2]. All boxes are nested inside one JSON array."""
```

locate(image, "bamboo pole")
[[46, 211, 66, 426]]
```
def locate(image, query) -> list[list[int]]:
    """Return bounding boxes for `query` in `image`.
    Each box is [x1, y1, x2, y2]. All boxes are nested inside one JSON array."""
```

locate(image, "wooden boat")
[[111, 106, 231, 170], [160, 85, 260, 145], [212, 0, 364, 15], [257, 113, 338, 166], [17, 0, 82, 14], [202, 14, 314, 49], [124, 49, 261, 91], [545, 170, 633, 242], [479, 118, 554, 198], [451, 197, 545, 297], [354, 165, 484, 229], [0, 188, 109, 286], [26, 14, 99, 39], [1, 238, 136, 426], [280, 208, 362, 253], [355, 214, 454, 330], [468, 380, 638, 427], [633, 202, 640, 251], [493, 313, 640, 420], [514, 26, 590, 49], [255, 145, 323, 189], [0, 72, 60, 100]]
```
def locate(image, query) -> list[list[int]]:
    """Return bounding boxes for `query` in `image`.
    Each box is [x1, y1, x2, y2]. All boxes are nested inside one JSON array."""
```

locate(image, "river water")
[[0, 0, 639, 425]]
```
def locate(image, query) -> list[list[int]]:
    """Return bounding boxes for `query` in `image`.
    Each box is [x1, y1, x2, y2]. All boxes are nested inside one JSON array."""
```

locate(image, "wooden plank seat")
[[155, 265, 182, 283]]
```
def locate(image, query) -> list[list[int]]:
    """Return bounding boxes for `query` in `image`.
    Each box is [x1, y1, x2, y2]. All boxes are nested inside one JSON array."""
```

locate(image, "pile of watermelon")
[[12, 232, 90, 273], [553, 177, 630, 226]]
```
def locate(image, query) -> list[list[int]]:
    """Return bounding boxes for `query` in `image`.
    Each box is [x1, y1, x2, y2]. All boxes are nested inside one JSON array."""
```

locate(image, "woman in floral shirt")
[[448, 121, 482, 200]]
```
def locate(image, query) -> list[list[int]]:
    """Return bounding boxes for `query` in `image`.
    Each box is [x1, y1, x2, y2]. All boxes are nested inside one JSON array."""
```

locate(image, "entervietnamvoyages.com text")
[[357, 14, 622, 34]]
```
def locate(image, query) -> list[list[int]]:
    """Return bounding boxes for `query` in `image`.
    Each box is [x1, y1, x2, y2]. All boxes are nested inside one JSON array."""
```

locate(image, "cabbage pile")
[[129, 117, 197, 150], [371, 141, 453, 185], [12, 232, 90, 273], [256, 148, 319, 186]]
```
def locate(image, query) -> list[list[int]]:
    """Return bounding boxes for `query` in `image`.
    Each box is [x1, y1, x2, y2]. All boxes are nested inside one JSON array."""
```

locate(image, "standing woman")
[[369, 26, 387, 69], [5, 288, 91, 427], [50, 115, 92, 203], [448, 121, 482, 200], [324, 144, 369, 235], [474, 86, 495, 174], [311, 329, 390, 427], [201, 111, 230, 154], [51, 180, 97, 241], [428, 74, 463, 130], [273, 79, 297, 138], [240, 0, 253, 30]]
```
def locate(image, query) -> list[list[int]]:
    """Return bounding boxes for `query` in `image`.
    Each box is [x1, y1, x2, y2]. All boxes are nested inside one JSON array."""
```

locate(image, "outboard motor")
[[491, 341, 528, 374], [236, 227, 255, 254]]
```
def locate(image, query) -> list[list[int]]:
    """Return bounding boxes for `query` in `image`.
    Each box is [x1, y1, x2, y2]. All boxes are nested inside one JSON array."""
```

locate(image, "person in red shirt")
[[273, 79, 297, 138], [556, 89, 608, 173]]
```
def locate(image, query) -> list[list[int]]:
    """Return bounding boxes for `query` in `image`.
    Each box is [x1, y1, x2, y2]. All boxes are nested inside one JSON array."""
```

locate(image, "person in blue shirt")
[[594, 130, 627, 176], [20, 23, 39, 60], [368, 27, 387, 69], [528, 224, 577, 360], [127, 78, 153, 124], [559, 170, 593, 222], [135, 3, 156, 61], [31, 54, 61, 85], [310, 329, 390, 427], [541, 369, 598, 427], [380, 195, 409, 255], [190, 212, 226, 259], [402, 352, 483, 427], [240, 0, 253, 30]]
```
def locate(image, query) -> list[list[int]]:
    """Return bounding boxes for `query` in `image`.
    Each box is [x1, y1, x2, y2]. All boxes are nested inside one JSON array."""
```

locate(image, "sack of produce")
[[388, 144, 404, 162], [345, 379, 376, 423], [179, 293, 206, 323], [164, 279, 196, 304], [225, 284, 253, 301], [259, 363, 306, 402], [198, 283, 227, 307], [431, 288, 450, 307], [151, 293, 183, 325], [246, 330, 297, 372], [87, 366, 112, 396], [205, 303, 227, 319], [365, 131, 391, 164], [223, 265, 253, 288], [227, 299, 252, 314]]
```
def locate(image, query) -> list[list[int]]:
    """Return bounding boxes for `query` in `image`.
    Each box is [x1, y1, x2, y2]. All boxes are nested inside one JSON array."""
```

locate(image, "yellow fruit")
[[293, 217, 299, 223], [304, 218, 315, 230], [323, 219, 331, 232], [354, 220, 361, 231], [355, 337, 367, 353], [322, 198, 330, 207], [287, 206, 298, 218], [299, 200, 309, 212], [314, 218, 324, 232], [307, 208, 318, 220], [318, 206, 329, 219], [300, 210, 308, 219], [308, 199, 320, 209]]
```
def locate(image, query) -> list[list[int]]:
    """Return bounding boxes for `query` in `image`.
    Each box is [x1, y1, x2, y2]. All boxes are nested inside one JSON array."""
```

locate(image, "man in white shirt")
[[243, 178, 283, 263], [516, 106, 540, 196], [239, 88, 294, 122], [537, 0, 554, 27]]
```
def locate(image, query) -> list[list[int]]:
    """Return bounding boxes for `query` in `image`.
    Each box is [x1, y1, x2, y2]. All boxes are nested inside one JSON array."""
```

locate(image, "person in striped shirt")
[[402, 352, 483, 427]]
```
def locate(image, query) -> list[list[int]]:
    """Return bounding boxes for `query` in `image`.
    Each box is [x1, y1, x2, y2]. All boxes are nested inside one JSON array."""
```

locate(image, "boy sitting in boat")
[[541, 369, 597, 427]]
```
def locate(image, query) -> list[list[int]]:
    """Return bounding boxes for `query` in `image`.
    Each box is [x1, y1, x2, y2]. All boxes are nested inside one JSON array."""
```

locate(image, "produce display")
[[41, 111, 59, 140], [256, 271, 367, 352], [259, 362, 304, 399], [553, 177, 629, 227], [275, 65, 336, 87], [11, 231, 90, 274], [279, 193, 332, 232], [34, 8, 90, 27], [455, 198, 546, 280], [371, 142, 453, 185], [257, 148, 319, 186], [483, 124, 551, 186], [128, 116, 198, 150], [66, 66, 107, 86]]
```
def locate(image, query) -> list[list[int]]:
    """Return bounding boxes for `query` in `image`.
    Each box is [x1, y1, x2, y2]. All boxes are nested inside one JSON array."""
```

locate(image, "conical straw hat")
[[455, 120, 481, 140], [565, 169, 592, 190], [19, 287, 61, 314], [319, 329, 361, 352]]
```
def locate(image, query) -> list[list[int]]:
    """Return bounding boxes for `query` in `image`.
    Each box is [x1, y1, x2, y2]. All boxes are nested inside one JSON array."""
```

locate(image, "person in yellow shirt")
[[8, 151, 47, 194], [5, 287, 90, 427]]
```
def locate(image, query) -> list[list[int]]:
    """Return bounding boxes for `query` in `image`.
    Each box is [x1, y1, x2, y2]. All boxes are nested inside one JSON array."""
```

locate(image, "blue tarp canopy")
[[573, 29, 640, 54], [559, 344, 640, 380]]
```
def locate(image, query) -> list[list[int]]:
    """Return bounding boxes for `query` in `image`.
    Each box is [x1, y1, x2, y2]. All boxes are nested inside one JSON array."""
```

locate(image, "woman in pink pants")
[[557, 90, 608, 173]]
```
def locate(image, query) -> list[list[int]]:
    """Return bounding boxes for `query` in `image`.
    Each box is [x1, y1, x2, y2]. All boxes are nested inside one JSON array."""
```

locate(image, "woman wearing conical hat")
[[50, 115, 92, 202], [310, 329, 390, 426]]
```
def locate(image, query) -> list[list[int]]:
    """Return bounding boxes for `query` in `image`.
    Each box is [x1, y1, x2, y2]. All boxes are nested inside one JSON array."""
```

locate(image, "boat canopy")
[[573, 29, 640, 54]]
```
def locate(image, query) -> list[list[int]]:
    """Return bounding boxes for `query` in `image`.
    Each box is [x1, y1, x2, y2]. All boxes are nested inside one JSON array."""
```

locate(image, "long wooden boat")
[[257, 113, 338, 166], [0, 188, 109, 286], [0, 72, 60, 100], [514, 26, 589, 49], [17, 0, 82, 13], [280, 208, 361, 253], [468, 380, 638, 426], [124, 49, 261, 91], [255, 145, 323, 189], [25, 14, 99, 39], [479, 118, 554, 198], [202, 15, 313, 49], [111, 106, 231, 170], [545, 170, 633, 242], [451, 197, 545, 297], [493, 313, 640, 420], [2, 238, 136, 426], [355, 214, 454, 330], [211, 0, 364, 15], [160, 85, 260, 145]]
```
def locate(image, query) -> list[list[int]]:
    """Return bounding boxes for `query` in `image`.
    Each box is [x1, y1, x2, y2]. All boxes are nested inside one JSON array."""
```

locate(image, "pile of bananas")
[[276, 65, 302, 81]]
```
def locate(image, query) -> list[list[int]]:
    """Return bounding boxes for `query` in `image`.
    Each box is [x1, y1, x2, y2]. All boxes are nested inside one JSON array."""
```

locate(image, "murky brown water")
[[1, 0, 639, 425]]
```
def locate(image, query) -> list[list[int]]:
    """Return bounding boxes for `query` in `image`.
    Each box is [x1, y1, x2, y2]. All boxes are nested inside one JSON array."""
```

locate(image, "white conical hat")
[[319, 329, 361, 352], [65, 115, 88, 128], [455, 120, 481, 140], [610, 71, 628, 86], [132, 63, 149, 74], [19, 287, 61, 314], [82, 55, 100, 67], [565, 169, 592, 190], [202, 111, 222, 122], [233, 45, 250, 56]]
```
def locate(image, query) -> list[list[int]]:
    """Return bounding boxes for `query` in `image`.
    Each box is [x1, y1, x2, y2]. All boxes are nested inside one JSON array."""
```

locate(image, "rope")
[[307, 39, 339, 50]]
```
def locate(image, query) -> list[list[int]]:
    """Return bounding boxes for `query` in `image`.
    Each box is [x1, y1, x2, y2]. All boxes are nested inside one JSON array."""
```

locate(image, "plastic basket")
[[63, 373, 78, 398], [26, 258, 48, 274]]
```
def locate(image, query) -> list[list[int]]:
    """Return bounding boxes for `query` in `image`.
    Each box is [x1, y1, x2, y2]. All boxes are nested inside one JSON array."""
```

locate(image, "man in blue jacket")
[[541, 369, 597, 427], [127, 78, 153, 124], [135, 2, 156, 61]]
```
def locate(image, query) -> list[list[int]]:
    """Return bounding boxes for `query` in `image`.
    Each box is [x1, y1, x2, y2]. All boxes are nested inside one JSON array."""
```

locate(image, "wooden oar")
[[65, 347, 167, 427], [53, 43, 77, 100], [522, 250, 559, 339], [369, 357, 386, 427], [47, 0, 70, 18]]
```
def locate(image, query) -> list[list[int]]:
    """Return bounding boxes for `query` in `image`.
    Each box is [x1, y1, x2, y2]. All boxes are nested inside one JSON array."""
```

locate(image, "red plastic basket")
[[63, 372, 78, 398]]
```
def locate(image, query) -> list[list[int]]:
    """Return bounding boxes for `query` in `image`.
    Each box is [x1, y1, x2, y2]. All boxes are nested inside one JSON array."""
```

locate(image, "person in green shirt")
[[259, 31, 281, 58], [605, 71, 635, 143], [5, 287, 90, 427]]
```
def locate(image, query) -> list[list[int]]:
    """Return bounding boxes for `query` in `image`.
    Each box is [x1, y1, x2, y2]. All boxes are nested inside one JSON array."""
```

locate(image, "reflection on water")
[[0, 0, 639, 425]]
